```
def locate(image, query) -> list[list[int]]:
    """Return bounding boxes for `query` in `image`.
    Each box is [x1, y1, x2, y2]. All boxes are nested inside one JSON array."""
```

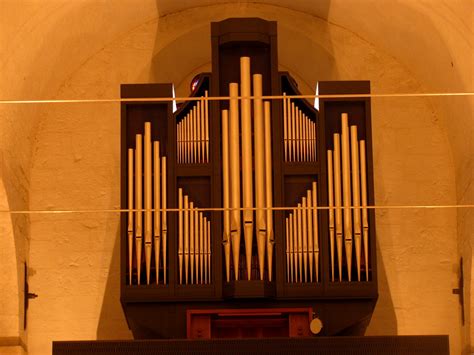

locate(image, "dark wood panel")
[[54, 336, 450, 355]]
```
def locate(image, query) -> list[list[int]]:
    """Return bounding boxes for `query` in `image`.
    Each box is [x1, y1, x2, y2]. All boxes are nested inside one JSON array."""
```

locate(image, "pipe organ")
[[326, 115, 370, 282], [127, 122, 168, 286], [285, 182, 319, 284], [220, 63, 275, 283], [178, 188, 212, 285], [177, 92, 210, 164], [284, 96, 317, 163], [121, 18, 377, 339]]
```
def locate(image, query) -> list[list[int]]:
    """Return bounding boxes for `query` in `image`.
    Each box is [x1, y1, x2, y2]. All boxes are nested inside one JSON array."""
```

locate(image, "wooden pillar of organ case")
[[211, 18, 281, 297]]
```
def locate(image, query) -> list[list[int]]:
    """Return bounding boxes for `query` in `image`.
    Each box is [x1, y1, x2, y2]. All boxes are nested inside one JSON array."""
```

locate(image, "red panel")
[[187, 315, 211, 339], [289, 314, 311, 337], [187, 308, 312, 339]]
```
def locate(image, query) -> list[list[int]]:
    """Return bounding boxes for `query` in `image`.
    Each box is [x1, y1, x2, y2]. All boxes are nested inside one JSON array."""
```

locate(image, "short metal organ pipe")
[[326, 114, 370, 283], [360, 140, 369, 281], [178, 188, 183, 285], [153, 141, 161, 284]]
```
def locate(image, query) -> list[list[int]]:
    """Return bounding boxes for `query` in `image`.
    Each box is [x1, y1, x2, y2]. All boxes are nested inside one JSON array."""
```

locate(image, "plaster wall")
[[0, 1, 159, 349], [0, 1, 470, 354], [25, 4, 462, 355]]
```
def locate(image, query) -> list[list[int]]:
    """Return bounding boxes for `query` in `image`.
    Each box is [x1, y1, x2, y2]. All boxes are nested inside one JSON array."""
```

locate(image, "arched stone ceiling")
[[155, 0, 471, 91], [152, 2, 472, 201], [2, 1, 470, 174]]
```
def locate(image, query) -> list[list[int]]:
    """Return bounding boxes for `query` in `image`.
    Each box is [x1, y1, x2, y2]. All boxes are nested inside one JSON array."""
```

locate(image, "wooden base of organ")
[[121, 18, 377, 340], [53, 336, 449, 355]]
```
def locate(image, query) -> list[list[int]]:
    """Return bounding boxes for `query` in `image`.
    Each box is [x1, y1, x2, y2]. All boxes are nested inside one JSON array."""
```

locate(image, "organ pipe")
[[161, 156, 167, 284], [229, 82, 241, 281], [144, 122, 152, 285], [291, 102, 297, 161], [204, 90, 209, 162], [221, 109, 231, 283], [199, 212, 204, 284], [264, 101, 274, 282], [351, 125, 362, 281], [194, 207, 199, 283], [299, 110, 304, 161], [253, 74, 266, 281], [341, 113, 353, 281], [285, 217, 290, 283], [306, 190, 314, 283], [306, 119, 310, 161], [302, 197, 308, 282], [153, 141, 161, 284], [196, 101, 202, 163], [283, 93, 288, 161], [312, 182, 319, 282], [297, 203, 303, 282], [204, 216, 208, 284], [190, 201, 194, 284], [128, 149, 134, 285], [135, 134, 143, 285], [240, 56, 254, 280], [292, 210, 298, 282], [184, 195, 189, 284], [191, 108, 196, 163], [200, 97, 206, 163], [289, 214, 294, 283], [178, 188, 183, 284], [327, 150, 335, 282], [360, 140, 369, 281], [333, 133, 343, 281], [207, 219, 211, 281]]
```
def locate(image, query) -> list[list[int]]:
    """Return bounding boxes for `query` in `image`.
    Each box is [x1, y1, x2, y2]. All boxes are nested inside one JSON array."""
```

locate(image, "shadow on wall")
[[96, 228, 132, 340], [366, 240, 397, 335], [0, 177, 20, 338]]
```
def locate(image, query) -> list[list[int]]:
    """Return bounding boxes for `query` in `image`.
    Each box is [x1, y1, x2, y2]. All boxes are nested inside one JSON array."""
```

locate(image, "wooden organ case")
[[120, 18, 378, 339]]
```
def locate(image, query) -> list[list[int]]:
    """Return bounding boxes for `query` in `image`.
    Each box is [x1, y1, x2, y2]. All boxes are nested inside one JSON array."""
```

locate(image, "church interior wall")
[[0, 1, 471, 354]]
